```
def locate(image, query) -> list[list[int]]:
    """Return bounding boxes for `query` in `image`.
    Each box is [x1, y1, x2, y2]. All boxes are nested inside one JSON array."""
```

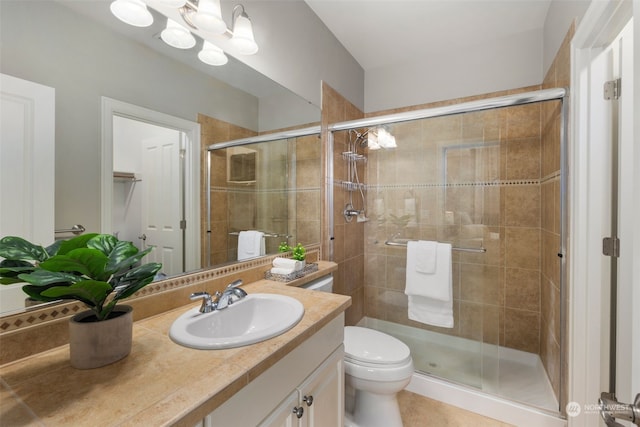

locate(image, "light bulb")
[[198, 41, 228, 66], [156, 0, 187, 6], [231, 12, 258, 55], [193, 0, 227, 34], [161, 18, 196, 49], [110, 0, 153, 27]]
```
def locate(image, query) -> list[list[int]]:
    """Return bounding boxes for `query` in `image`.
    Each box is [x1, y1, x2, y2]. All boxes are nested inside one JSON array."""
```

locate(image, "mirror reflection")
[[0, 1, 321, 315], [205, 133, 322, 266]]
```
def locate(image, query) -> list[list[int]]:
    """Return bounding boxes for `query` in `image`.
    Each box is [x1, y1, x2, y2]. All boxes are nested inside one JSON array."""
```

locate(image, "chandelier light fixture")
[[110, 0, 259, 66]]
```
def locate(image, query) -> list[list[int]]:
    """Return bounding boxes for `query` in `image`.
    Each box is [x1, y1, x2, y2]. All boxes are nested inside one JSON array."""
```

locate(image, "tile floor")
[[398, 390, 514, 426]]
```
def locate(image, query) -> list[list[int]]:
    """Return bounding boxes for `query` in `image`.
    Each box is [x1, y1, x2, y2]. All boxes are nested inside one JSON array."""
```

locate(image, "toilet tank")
[[301, 275, 333, 292]]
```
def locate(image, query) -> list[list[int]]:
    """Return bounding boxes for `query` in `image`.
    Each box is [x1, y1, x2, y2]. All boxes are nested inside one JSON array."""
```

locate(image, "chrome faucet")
[[189, 279, 247, 313], [215, 279, 247, 310]]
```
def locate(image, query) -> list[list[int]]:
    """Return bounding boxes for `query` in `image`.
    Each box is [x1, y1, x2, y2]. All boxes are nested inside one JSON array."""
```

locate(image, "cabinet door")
[[258, 390, 300, 427], [298, 346, 344, 427]]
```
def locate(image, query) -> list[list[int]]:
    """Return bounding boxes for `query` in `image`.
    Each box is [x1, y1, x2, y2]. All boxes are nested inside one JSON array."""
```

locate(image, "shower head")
[[349, 128, 371, 147]]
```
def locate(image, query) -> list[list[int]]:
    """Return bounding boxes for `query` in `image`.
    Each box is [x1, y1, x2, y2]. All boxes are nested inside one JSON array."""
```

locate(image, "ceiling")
[[304, 0, 553, 71]]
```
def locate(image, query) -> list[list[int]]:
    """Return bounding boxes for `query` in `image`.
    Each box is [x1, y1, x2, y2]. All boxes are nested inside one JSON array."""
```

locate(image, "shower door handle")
[[599, 392, 640, 426]]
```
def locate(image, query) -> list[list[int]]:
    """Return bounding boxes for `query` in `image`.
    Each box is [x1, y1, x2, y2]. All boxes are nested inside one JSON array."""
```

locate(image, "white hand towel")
[[410, 240, 438, 274], [408, 295, 454, 328], [405, 241, 451, 301], [237, 230, 265, 261], [405, 241, 453, 328], [270, 267, 295, 275], [273, 257, 304, 272]]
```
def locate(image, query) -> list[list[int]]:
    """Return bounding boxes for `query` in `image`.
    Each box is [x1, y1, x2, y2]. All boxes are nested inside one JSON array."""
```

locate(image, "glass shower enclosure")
[[327, 88, 568, 414]]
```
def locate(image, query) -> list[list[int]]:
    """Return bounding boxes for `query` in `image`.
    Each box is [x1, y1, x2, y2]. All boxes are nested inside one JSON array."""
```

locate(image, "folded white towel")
[[273, 257, 304, 272], [410, 240, 437, 274], [408, 295, 454, 328], [237, 231, 265, 261], [270, 267, 295, 275], [405, 241, 453, 328], [405, 241, 451, 301]]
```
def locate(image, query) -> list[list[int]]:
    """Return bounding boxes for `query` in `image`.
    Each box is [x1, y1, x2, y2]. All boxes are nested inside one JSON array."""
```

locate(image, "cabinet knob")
[[293, 406, 304, 418], [303, 395, 314, 406]]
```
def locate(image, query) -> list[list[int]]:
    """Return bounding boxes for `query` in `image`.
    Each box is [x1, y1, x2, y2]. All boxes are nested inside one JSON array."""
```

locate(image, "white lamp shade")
[[156, 0, 187, 7], [161, 18, 196, 49], [198, 41, 228, 66], [110, 0, 153, 27], [231, 13, 258, 55], [193, 0, 227, 34]]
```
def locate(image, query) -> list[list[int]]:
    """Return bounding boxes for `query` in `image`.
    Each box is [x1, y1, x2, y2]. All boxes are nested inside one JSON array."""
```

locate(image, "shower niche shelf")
[[113, 171, 141, 182]]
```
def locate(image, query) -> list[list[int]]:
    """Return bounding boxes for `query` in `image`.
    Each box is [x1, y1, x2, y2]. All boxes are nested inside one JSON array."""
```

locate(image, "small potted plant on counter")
[[279, 242, 306, 263], [0, 233, 162, 369]]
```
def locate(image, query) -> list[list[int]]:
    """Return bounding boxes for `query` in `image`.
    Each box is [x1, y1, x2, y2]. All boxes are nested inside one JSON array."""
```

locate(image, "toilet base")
[[346, 389, 403, 427]]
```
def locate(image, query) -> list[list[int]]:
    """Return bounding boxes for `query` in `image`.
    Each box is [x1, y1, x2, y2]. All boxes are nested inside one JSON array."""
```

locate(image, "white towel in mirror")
[[237, 230, 265, 261]]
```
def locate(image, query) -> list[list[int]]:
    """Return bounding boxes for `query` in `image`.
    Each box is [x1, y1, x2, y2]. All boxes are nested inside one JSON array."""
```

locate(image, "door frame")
[[101, 97, 201, 272], [569, 1, 637, 425]]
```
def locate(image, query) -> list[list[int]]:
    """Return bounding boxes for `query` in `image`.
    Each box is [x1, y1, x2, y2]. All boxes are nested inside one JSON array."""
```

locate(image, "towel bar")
[[229, 231, 292, 238], [384, 239, 486, 253], [54, 224, 85, 236]]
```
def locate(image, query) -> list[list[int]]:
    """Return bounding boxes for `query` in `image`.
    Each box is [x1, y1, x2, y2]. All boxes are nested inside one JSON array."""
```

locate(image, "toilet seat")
[[344, 326, 412, 368]]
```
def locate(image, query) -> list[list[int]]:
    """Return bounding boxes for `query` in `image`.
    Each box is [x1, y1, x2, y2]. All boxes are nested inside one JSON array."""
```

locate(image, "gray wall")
[[233, 0, 365, 111], [1, 1, 260, 234]]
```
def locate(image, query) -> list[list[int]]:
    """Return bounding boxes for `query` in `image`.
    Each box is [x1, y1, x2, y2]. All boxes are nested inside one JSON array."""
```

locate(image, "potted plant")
[[0, 233, 161, 369], [279, 242, 306, 263]]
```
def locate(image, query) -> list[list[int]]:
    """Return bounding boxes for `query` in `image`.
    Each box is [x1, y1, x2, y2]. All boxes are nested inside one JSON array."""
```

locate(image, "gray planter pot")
[[69, 305, 133, 369]]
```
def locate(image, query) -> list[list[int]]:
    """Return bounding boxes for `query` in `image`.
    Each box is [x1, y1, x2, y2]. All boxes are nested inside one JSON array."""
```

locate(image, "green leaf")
[[40, 280, 112, 308], [107, 246, 152, 275], [104, 241, 140, 273], [22, 284, 67, 303], [86, 234, 119, 257], [112, 262, 161, 301], [39, 249, 109, 281], [56, 233, 99, 255], [0, 236, 49, 262], [0, 260, 36, 283], [18, 270, 83, 287]]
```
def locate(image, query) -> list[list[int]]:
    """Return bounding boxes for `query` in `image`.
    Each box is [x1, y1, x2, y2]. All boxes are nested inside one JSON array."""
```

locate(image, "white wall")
[[364, 28, 543, 112], [542, 0, 591, 73], [230, 0, 365, 111]]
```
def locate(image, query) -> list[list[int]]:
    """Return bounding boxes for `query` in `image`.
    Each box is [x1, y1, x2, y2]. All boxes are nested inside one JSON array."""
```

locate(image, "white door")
[[141, 132, 184, 276], [609, 18, 638, 423], [570, 7, 638, 426], [0, 74, 54, 312]]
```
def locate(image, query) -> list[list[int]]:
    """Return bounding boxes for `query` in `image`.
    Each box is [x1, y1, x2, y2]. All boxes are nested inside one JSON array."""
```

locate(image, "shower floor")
[[359, 317, 558, 412]]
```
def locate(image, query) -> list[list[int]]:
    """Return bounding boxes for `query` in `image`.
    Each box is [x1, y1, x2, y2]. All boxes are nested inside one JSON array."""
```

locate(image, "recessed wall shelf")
[[113, 171, 141, 182]]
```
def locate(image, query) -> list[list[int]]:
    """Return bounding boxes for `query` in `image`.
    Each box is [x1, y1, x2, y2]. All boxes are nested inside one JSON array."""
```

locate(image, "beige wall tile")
[[504, 185, 540, 227], [505, 268, 540, 311]]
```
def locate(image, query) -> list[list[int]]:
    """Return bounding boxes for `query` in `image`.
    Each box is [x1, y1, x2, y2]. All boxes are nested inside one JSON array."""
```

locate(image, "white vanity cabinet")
[[201, 314, 345, 427], [259, 346, 344, 427]]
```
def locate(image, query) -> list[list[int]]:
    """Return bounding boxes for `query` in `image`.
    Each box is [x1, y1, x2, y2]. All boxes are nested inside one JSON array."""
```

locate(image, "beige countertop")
[[0, 267, 350, 426]]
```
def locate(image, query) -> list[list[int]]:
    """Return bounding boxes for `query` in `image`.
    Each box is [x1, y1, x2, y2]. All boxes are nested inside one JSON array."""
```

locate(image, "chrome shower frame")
[[326, 87, 569, 412]]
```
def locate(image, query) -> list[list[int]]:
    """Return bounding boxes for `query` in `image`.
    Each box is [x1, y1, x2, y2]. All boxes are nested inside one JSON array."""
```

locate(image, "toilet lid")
[[344, 326, 411, 366]]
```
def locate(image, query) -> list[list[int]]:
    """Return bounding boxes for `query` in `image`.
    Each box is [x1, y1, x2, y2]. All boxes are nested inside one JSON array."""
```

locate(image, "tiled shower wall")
[[321, 82, 365, 326], [198, 114, 256, 266], [540, 23, 573, 404], [198, 115, 322, 267]]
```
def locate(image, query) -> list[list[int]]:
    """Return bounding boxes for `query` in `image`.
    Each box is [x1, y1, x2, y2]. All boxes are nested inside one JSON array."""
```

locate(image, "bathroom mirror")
[[0, 0, 321, 315]]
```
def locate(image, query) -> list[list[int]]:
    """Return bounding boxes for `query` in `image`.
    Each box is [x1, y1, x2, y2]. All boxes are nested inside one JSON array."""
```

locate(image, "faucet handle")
[[227, 279, 243, 289], [190, 292, 214, 313]]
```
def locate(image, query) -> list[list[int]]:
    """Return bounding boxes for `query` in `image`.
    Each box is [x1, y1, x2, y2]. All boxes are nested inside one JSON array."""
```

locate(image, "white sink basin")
[[169, 293, 305, 350]]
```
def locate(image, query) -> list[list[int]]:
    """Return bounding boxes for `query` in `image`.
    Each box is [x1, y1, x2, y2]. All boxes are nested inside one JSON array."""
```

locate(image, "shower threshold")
[[359, 317, 559, 413]]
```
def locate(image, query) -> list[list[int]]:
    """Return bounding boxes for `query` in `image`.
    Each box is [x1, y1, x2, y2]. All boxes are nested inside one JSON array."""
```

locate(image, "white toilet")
[[302, 276, 414, 427]]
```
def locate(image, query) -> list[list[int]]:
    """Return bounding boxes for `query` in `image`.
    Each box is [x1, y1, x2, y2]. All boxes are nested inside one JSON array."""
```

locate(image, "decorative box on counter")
[[265, 263, 319, 282]]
